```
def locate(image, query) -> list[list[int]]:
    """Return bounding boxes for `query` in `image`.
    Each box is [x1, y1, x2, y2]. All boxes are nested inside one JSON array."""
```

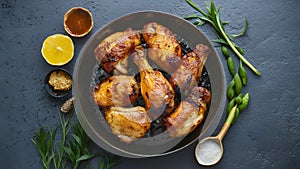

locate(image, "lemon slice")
[[41, 34, 74, 66]]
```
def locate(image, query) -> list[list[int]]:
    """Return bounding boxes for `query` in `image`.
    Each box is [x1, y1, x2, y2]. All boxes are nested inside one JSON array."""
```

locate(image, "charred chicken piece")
[[105, 106, 151, 143], [182, 44, 209, 80], [94, 28, 141, 74], [142, 22, 182, 73], [164, 86, 211, 137], [170, 44, 210, 95], [131, 46, 175, 119], [93, 75, 139, 108]]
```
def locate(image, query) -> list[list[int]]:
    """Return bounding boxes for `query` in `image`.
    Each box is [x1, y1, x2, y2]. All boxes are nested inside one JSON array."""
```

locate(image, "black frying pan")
[[73, 11, 226, 158]]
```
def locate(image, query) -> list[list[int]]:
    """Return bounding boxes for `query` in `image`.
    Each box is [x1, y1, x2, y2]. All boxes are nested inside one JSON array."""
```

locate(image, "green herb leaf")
[[63, 146, 75, 162], [212, 39, 243, 52], [32, 125, 59, 169], [99, 157, 105, 169], [72, 134, 82, 149], [231, 18, 249, 38], [183, 13, 200, 19], [193, 20, 205, 26], [33, 110, 117, 169], [185, 0, 208, 17], [222, 21, 229, 25], [98, 154, 119, 169], [76, 154, 96, 163]]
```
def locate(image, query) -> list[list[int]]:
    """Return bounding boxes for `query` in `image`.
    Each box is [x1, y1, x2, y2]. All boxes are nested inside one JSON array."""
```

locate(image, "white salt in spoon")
[[195, 105, 237, 166]]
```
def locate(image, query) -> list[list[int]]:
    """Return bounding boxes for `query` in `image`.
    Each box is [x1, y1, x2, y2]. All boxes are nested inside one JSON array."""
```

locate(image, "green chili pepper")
[[238, 93, 250, 111], [239, 60, 248, 86], [232, 107, 240, 124], [234, 73, 242, 95], [235, 93, 243, 105], [227, 57, 236, 76], [227, 99, 235, 116], [227, 79, 235, 100], [221, 45, 230, 58]]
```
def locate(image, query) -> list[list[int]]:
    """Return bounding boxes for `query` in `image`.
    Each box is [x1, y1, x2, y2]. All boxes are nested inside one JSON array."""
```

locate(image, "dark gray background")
[[1, 0, 299, 168]]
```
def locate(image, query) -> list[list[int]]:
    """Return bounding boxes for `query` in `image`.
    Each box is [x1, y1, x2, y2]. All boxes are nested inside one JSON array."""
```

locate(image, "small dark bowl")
[[45, 68, 72, 98]]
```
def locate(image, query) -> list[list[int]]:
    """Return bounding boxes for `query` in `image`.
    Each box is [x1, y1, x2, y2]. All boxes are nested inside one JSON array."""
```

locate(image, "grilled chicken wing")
[[94, 28, 141, 74], [142, 22, 182, 73], [105, 106, 151, 143], [170, 44, 209, 94], [131, 46, 175, 119], [93, 75, 139, 108], [164, 86, 211, 137]]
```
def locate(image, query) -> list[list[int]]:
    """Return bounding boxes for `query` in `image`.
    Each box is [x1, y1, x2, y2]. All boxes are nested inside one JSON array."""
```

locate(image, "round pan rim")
[[72, 10, 226, 158]]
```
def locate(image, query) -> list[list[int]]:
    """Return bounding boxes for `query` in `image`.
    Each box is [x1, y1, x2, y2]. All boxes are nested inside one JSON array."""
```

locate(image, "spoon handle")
[[216, 123, 230, 141], [216, 105, 237, 141]]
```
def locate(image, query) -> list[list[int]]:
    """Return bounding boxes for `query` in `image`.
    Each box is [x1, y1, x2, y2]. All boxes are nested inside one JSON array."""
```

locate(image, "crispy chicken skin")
[[181, 44, 209, 80], [131, 46, 175, 119], [94, 28, 141, 74], [142, 22, 182, 73], [164, 86, 211, 137], [105, 106, 151, 143], [170, 44, 209, 94], [93, 75, 139, 108]]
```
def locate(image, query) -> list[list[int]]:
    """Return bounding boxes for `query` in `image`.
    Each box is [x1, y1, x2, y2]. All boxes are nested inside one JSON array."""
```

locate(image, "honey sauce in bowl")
[[64, 7, 93, 37]]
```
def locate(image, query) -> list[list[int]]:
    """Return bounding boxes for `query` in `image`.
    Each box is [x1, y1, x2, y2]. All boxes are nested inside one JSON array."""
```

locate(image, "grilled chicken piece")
[[93, 75, 139, 108], [142, 22, 182, 73], [131, 46, 175, 119], [170, 44, 210, 94], [105, 106, 151, 143], [164, 86, 211, 137], [94, 28, 141, 74]]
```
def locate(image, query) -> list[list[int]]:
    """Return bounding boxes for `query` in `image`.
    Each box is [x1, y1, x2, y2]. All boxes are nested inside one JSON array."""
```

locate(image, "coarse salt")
[[196, 139, 221, 165]]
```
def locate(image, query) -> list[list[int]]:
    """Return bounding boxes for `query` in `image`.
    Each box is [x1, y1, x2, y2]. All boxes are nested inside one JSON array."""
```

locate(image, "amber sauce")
[[65, 9, 92, 35]]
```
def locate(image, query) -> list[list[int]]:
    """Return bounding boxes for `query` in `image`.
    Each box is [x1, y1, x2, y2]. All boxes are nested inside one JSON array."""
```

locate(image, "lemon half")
[[41, 34, 74, 66]]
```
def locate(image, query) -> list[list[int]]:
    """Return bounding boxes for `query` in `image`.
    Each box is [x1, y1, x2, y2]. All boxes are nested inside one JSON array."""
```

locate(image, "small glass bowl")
[[45, 68, 72, 98], [64, 7, 93, 37]]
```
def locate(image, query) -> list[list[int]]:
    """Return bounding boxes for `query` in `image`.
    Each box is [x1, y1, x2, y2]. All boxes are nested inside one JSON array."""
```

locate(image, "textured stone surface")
[[0, 0, 299, 168]]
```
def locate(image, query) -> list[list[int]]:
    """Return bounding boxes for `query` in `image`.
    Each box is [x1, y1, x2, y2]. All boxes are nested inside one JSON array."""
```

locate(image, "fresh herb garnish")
[[63, 123, 96, 169], [96, 154, 119, 169], [32, 111, 71, 169], [32, 110, 119, 169], [185, 0, 261, 76], [32, 126, 58, 169], [185, 0, 256, 124], [53, 110, 73, 169]]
